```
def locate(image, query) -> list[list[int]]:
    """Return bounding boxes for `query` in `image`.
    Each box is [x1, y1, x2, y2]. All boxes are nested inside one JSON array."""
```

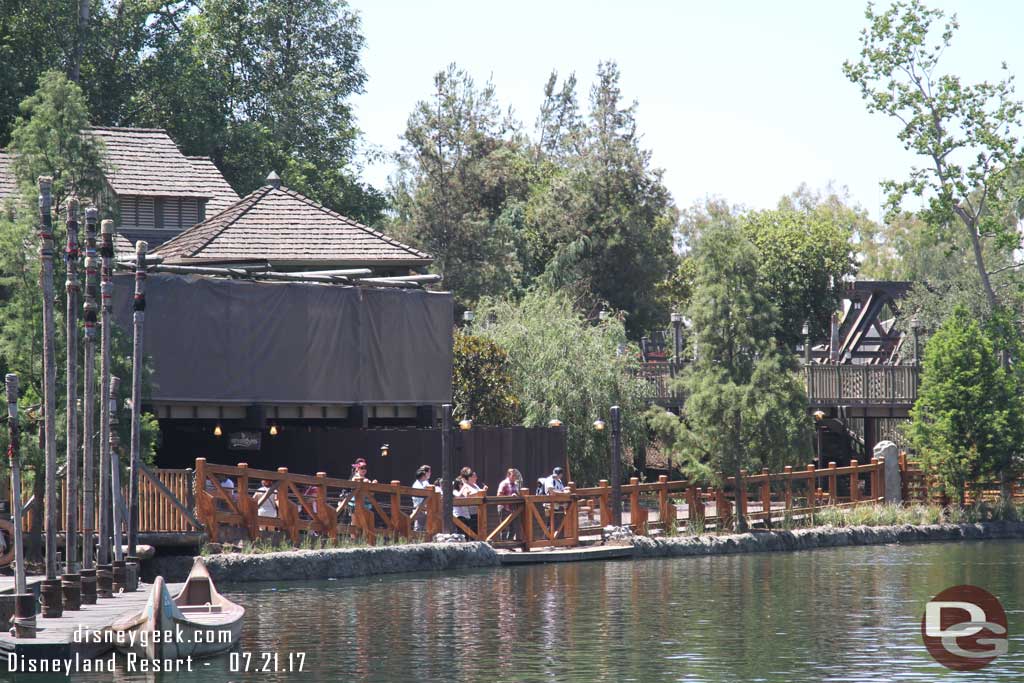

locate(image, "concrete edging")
[[144, 522, 1024, 583], [631, 521, 1024, 558]]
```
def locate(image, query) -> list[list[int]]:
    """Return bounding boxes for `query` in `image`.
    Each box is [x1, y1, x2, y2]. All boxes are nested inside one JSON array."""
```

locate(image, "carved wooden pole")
[[37, 177, 63, 617], [441, 403, 453, 535], [610, 405, 623, 527], [97, 219, 114, 571], [61, 198, 82, 609], [80, 206, 98, 603], [127, 240, 147, 556], [7, 374, 36, 637], [109, 375, 125, 564]]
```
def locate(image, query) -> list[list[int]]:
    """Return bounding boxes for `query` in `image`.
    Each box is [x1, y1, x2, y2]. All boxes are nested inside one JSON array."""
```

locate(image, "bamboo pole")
[[108, 375, 124, 563], [37, 177, 63, 617], [64, 198, 80, 575], [81, 207, 97, 573], [127, 240, 147, 556], [97, 219, 114, 568]]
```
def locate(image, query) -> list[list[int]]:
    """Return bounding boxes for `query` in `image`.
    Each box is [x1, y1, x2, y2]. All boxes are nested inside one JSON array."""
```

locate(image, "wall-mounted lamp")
[[213, 424, 223, 437], [458, 418, 473, 431], [593, 419, 606, 432], [547, 419, 563, 428], [269, 424, 279, 436], [380, 443, 390, 457]]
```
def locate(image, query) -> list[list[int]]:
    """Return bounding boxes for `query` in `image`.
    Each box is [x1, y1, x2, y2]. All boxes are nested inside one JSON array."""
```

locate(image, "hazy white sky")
[[350, 1, 1024, 220]]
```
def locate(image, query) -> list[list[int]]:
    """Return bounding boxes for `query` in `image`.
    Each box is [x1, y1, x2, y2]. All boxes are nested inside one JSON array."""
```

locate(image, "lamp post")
[[802, 320, 811, 365], [813, 410, 826, 470], [671, 311, 683, 364], [462, 310, 474, 326], [910, 315, 921, 365], [609, 406, 622, 526]]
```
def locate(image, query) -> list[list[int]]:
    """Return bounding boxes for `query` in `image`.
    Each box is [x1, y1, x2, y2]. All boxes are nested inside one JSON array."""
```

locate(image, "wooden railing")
[[21, 463, 201, 534], [635, 361, 685, 405], [805, 364, 918, 407]]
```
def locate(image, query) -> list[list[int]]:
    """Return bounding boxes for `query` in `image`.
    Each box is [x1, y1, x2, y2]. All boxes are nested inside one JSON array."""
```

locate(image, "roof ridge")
[[86, 126, 168, 134], [158, 186, 270, 257], [277, 187, 431, 260]]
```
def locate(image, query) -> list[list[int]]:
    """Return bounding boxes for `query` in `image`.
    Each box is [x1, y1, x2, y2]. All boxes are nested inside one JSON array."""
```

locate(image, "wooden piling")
[[37, 177, 62, 617], [7, 374, 35, 637], [108, 376, 124, 564], [97, 219, 114, 567], [127, 241, 147, 556], [63, 199, 82, 608], [81, 207, 98, 592]]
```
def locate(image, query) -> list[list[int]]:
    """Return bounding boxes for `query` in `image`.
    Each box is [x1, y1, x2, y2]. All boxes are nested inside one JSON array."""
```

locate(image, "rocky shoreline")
[[144, 521, 1024, 583]]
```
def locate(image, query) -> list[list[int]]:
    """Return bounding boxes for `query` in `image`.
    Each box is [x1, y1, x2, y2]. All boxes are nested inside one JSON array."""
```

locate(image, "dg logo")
[[922, 585, 1009, 671]]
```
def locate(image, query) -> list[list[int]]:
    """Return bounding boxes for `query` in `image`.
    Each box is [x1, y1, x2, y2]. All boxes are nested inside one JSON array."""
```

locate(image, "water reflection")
[[2, 541, 1022, 682]]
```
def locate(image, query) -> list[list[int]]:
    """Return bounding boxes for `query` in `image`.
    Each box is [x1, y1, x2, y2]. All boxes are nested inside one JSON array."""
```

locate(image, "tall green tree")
[[844, 0, 1024, 319], [474, 288, 649, 484], [739, 206, 856, 347], [906, 307, 1023, 503], [650, 223, 810, 529], [391, 64, 531, 303], [134, 0, 384, 222], [529, 63, 677, 337]]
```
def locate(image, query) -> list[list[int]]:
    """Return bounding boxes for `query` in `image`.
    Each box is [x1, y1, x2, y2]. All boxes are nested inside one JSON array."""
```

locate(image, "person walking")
[[411, 465, 432, 532]]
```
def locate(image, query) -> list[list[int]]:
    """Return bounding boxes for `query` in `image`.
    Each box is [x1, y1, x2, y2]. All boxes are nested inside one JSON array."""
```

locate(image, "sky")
[[348, 0, 1024, 221]]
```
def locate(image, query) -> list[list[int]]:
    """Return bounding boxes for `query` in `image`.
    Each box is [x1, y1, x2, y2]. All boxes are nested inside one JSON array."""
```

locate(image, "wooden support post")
[[598, 480, 610, 526], [109, 376, 125, 563], [441, 403, 453, 535], [127, 241, 147, 556], [628, 477, 642, 534], [64, 198, 81, 576], [97, 219, 115, 568], [807, 465, 817, 517], [877, 457, 886, 502], [715, 487, 730, 530], [784, 467, 793, 511], [736, 469, 748, 532], [7, 374, 35, 637], [389, 480, 402, 538], [316, 472, 336, 540], [610, 406, 623, 526], [828, 462, 838, 503], [761, 467, 771, 528], [81, 207, 98, 583], [850, 459, 860, 504], [520, 487, 533, 549], [870, 457, 880, 501], [37, 178, 64, 617], [658, 475, 671, 532]]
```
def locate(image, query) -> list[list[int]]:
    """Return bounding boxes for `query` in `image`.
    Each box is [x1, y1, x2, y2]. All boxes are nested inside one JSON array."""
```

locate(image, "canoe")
[[110, 557, 244, 659]]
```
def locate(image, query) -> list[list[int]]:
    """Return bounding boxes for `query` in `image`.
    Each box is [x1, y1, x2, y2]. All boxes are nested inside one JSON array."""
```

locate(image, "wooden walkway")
[[0, 582, 182, 658]]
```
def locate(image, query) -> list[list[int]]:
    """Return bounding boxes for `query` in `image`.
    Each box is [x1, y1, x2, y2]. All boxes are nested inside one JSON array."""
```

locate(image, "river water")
[[4, 540, 1022, 682]]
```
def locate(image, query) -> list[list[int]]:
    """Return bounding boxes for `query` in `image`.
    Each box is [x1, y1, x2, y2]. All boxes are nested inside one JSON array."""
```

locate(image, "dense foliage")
[[649, 222, 810, 496], [907, 308, 1023, 502], [452, 331, 522, 426], [473, 289, 650, 484]]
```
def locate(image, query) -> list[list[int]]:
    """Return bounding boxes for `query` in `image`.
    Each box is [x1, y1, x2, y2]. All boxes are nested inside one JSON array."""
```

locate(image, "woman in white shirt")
[[453, 467, 487, 535]]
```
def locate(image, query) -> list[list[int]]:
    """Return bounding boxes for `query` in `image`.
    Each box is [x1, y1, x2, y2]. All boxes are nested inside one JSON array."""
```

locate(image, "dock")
[[0, 581, 182, 659], [497, 544, 634, 565]]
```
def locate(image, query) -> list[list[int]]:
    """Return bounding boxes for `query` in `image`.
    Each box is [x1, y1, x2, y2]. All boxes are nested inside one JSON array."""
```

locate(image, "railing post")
[[850, 460, 860, 504], [692, 487, 704, 528], [658, 475, 671, 532], [389, 480, 402, 538], [520, 487, 533, 550], [783, 466, 793, 511], [237, 462, 254, 541], [761, 467, 771, 528], [806, 465, 817, 517], [598, 480, 610, 526]]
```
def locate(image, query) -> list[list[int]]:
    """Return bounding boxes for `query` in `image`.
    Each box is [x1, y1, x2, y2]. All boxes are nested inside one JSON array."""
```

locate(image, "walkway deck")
[[0, 582, 182, 659]]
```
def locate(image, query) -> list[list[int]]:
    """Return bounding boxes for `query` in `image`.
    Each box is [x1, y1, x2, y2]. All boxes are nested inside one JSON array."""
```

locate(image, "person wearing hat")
[[543, 467, 566, 494]]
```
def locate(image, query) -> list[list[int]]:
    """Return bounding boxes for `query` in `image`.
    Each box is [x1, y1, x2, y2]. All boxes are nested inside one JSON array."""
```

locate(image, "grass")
[[808, 501, 1023, 529]]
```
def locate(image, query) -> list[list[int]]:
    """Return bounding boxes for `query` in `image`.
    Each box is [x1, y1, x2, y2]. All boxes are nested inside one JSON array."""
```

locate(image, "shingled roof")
[[154, 181, 432, 267], [86, 127, 213, 198], [187, 156, 240, 215]]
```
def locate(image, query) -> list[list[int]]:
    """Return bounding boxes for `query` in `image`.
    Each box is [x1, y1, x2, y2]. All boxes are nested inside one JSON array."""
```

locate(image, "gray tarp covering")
[[113, 273, 453, 404]]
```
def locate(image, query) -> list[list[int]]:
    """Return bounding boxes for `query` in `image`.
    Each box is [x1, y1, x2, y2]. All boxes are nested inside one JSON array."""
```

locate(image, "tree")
[[132, 0, 384, 222], [474, 288, 650, 484], [906, 307, 1023, 503], [844, 0, 1024, 320], [739, 206, 856, 347], [391, 64, 531, 304], [529, 63, 677, 337], [452, 331, 522, 426], [649, 223, 810, 530]]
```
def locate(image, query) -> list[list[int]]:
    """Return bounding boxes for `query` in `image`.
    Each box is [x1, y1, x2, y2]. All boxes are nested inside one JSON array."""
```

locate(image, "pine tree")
[[906, 307, 1023, 503]]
